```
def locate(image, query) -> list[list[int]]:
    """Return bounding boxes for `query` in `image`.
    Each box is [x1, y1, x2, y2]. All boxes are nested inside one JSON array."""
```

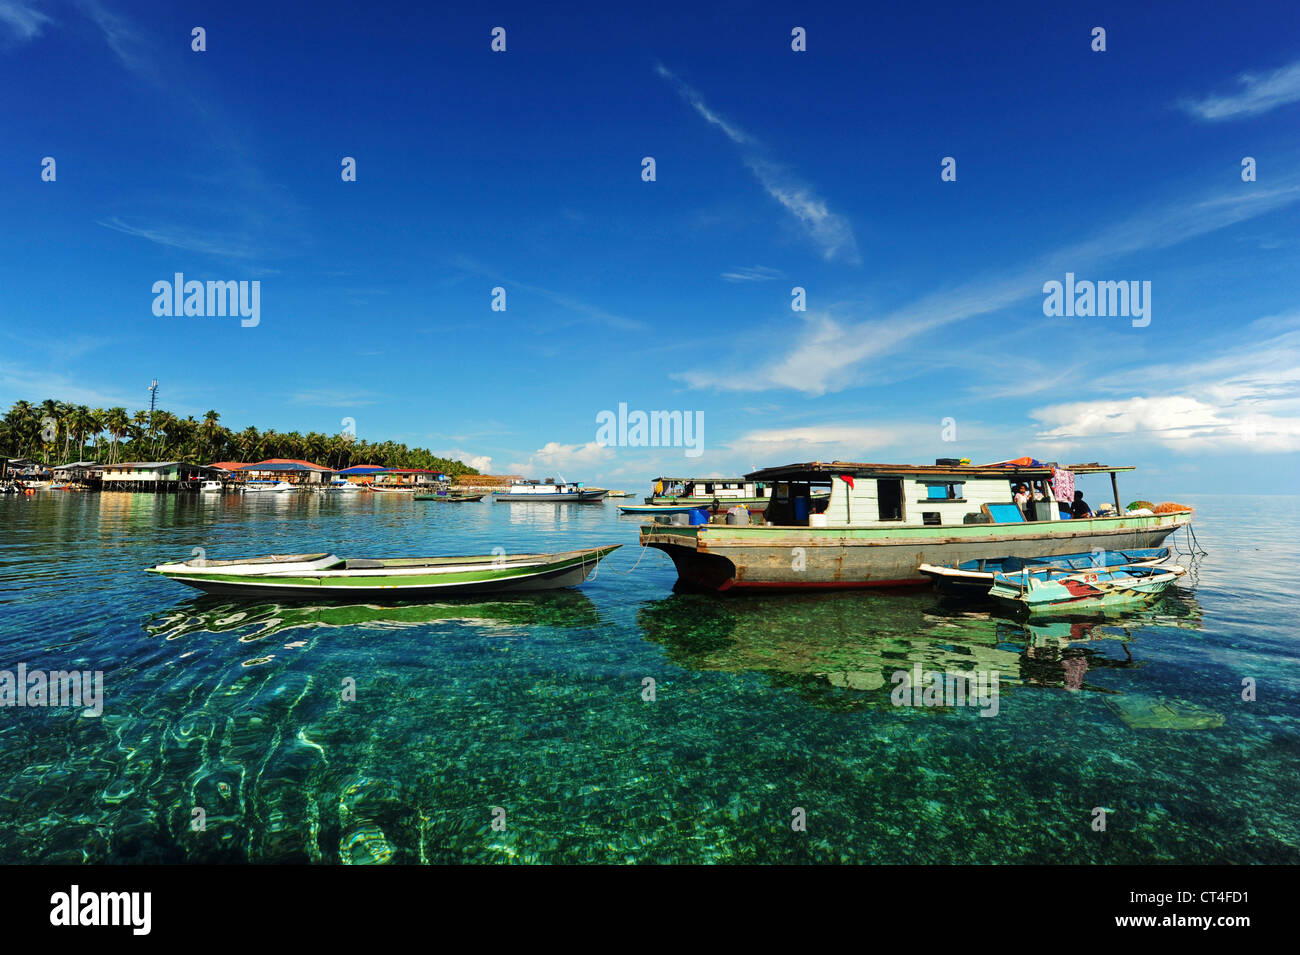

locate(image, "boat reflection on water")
[[145, 589, 602, 648], [637, 587, 1204, 710]]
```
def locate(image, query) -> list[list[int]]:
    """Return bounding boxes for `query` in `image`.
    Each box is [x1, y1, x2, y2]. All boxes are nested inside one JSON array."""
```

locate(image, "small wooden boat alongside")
[[147, 545, 620, 599], [618, 502, 708, 515], [989, 564, 1186, 614], [919, 547, 1170, 598], [414, 490, 484, 502]]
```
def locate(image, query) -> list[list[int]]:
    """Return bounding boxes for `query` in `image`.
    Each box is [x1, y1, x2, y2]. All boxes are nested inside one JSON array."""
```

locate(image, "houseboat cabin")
[[748, 461, 1134, 527], [648, 477, 769, 505]]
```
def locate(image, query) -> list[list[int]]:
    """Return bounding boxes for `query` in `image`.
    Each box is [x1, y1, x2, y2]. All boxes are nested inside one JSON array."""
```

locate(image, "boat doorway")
[[877, 479, 904, 521]]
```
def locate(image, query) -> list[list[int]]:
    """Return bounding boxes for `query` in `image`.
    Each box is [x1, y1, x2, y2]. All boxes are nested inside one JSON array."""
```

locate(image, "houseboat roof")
[[652, 476, 750, 483], [238, 459, 331, 472], [745, 461, 1136, 481], [105, 461, 183, 470]]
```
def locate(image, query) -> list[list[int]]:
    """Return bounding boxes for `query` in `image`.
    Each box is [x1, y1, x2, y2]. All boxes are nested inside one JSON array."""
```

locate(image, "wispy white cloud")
[[508, 440, 615, 477], [0, 1, 52, 47], [1030, 317, 1300, 453], [678, 178, 1300, 396], [97, 217, 272, 264], [656, 64, 859, 264], [0, 362, 139, 410], [289, 389, 382, 408], [1180, 59, 1300, 120], [77, 0, 160, 79], [1031, 395, 1300, 454], [721, 265, 785, 283], [727, 424, 897, 463], [436, 449, 494, 473], [449, 256, 646, 332]]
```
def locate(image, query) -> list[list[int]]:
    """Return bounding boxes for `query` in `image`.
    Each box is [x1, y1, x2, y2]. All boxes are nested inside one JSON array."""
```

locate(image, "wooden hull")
[[640, 513, 1192, 592], [989, 566, 1185, 614], [148, 546, 619, 600], [495, 490, 608, 503], [919, 547, 1170, 598], [650, 496, 771, 512], [619, 503, 707, 515]]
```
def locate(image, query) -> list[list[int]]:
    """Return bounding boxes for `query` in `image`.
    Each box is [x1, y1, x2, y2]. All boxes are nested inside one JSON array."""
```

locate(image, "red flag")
[[839, 474, 855, 489]]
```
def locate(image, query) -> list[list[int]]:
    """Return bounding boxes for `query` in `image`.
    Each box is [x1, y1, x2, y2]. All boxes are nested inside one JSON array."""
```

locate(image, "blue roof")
[[238, 462, 325, 472], [335, 465, 387, 474]]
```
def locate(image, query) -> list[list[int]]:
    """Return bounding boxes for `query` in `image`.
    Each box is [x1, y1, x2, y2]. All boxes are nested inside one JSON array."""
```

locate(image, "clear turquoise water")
[[0, 491, 1295, 863]]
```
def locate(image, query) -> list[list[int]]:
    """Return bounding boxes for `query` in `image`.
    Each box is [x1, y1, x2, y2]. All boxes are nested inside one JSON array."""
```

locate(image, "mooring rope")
[[1173, 523, 1208, 559], [590, 542, 653, 578]]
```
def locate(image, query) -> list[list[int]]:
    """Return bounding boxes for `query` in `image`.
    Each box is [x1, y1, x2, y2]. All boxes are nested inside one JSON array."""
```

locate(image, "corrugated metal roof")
[[744, 460, 1137, 481], [239, 459, 331, 472]]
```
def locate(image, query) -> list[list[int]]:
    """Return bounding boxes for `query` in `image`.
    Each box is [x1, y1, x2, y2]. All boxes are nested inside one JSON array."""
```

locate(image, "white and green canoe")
[[147, 546, 620, 599]]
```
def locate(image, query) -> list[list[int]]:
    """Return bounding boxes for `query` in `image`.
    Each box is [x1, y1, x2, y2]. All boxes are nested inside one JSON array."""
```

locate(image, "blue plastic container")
[[688, 507, 710, 525], [792, 496, 811, 522]]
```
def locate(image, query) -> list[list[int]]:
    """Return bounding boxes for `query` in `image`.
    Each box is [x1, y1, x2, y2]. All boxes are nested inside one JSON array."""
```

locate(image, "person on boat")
[[1012, 484, 1031, 516], [1071, 491, 1092, 519]]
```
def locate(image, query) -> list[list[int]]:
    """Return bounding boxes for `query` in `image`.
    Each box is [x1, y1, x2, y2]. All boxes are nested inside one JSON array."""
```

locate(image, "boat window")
[[921, 481, 964, 500], [922, 511, 942, 526], [877, 480, 904, 521]]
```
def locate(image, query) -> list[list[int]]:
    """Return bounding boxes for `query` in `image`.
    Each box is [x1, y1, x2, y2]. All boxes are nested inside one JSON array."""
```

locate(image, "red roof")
[[246, 458, 330, 470], [209, 462, 247, 471]]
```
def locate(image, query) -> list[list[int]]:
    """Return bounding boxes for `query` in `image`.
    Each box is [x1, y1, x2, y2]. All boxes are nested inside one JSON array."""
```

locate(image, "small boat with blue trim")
[[618, 502, 707, 515], [989, 564, 1186, 614], [919, 547, 1171, 598]]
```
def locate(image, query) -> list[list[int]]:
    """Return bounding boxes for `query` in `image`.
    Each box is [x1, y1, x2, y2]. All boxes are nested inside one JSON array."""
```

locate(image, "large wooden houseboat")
[[639, 460, 1193, 591]]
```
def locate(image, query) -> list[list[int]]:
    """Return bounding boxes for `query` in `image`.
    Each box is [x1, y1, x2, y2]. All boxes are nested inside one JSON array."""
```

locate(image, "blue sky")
[[2, 0, 1298, 494]]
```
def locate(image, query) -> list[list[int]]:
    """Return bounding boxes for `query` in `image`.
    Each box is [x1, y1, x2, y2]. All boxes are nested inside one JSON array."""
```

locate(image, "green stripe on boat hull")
[[150, 547, 619, 600]]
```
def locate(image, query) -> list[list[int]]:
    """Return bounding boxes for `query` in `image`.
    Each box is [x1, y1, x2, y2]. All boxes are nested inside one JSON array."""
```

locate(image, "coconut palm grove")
[[0, 398, 478, 475]]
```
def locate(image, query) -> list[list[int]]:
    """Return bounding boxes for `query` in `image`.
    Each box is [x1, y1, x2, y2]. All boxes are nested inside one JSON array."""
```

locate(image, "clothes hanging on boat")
[[1051, 468, 1075, 504]]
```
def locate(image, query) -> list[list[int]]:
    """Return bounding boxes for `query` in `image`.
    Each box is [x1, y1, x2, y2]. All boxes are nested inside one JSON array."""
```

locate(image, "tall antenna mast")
[[148, 379, 159, 457]]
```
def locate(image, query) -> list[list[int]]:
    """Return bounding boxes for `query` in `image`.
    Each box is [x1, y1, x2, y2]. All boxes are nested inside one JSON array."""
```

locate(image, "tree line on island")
[[0, 399, 479, 476]]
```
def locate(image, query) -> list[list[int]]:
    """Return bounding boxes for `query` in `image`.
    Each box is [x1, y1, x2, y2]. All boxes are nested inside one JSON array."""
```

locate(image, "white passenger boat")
[[242, 481, 298, 494], [494, 480, 608, 503]]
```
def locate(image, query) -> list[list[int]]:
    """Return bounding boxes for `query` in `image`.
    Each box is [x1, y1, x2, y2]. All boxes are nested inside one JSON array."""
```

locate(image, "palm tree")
[[201, 410, 220, 462], [88, 408, 107, 461], [37, 399, 60, 463], [235, 426, 259, 462], [67, 405, 92, 462], [105, 408, 129, 464]]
